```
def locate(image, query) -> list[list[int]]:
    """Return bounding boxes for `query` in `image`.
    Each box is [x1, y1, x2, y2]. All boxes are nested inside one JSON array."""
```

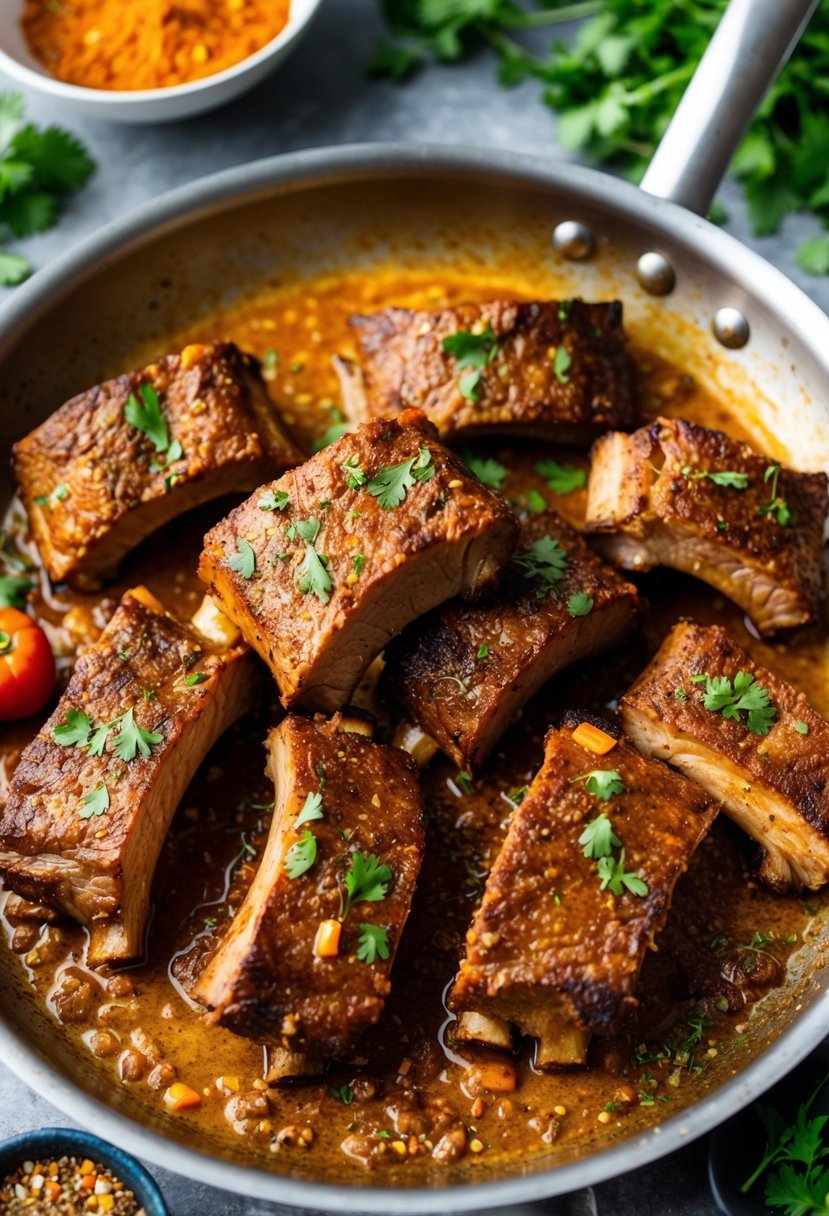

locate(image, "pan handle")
[[640, 0, 818, 215]]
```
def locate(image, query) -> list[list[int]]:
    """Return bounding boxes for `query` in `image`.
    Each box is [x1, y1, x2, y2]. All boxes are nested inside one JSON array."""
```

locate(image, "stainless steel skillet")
[[0, 0, 828, 1209]]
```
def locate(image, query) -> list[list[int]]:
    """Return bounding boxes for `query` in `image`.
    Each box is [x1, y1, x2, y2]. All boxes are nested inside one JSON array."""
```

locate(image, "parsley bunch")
[[742, 1078, 829, 1216], [0, 92, 95, 286], [372, 1, 829, 274]]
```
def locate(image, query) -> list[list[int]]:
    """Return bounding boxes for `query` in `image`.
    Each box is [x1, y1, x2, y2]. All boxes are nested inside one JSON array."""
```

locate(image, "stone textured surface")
[[0, 0, 825, 1211]]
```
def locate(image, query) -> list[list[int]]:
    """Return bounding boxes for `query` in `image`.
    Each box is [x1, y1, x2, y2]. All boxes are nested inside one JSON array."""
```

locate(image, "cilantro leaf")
[[258, 488, 289, 512], [295, 790, 324, 828], [3, 188, 55, 238], [567, 591, 594, 617], [552, 345, 572, 384], [511, 535, 568, 595], [124, 383, 169, 453], [284, 828, 318, 878], [8, 124, 95, 193], [367, 447, 435, 509], [298, 542, 333, 603], [342, 851, 392, 919], [226, 537, 257, 580], [0, 251, 30, 285], [0, 573, 31, 608], [293, 517, 322, 544], [79, 782, 110, 820], [796, 234, 829, 277], [342, 454, 367, 489], [577, 770, 626, 801], [463, 448, 508, 490], [357, 923, 391, 964], [579, 814, 621, 860], [0, 93, 26, 149], [110, 706, 163, 762], [698, 670, 778, 735], [331, 1083, 355, 1104], [597, 849, 649, 897], [534, 459, 587, 495], [681, 465, 749, 489], [312, 422, 351, 452], [525, 488, 547, 514], [442, 324, 499, 401], [54, 708, 93, 748]]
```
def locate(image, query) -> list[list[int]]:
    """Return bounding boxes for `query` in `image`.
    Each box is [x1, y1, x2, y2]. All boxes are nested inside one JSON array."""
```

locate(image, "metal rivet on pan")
[[712, 306, 750, 349], [636, 251, 675, 296], [552, 221, 595, 261]]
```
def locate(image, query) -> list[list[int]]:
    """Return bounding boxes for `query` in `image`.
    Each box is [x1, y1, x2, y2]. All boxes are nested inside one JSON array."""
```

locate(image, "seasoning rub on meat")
[[622, 621, 829, 893], [14, 342, 303, 590], [385, 511, 642, 771], [199, 408, 519, 714], [449, 718, 717, 1067], [0, 587, 255, 966], [340, 300, 635, 443], [193, 714, 425, 1066], [585, 417, 828, 636]]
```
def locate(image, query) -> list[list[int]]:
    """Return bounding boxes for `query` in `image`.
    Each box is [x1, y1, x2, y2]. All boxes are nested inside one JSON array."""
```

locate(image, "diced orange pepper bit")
[[313, 918, 342, 959], [470, 1060, 517, 1092], [571, 722, 617, 755], [164, 1082, 202, 1112]]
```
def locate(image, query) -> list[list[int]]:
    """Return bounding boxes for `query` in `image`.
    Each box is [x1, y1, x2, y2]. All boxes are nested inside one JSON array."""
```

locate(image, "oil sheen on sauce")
[[1, 270, 826, 1183]]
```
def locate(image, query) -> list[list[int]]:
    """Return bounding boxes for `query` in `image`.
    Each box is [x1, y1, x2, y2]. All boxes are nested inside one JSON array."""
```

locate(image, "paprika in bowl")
[[0, 0, 323, 123]]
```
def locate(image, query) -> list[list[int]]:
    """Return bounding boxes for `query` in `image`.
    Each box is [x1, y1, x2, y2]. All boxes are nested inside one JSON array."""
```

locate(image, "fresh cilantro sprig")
[[579, 810, 648, 897], [124, 383, 170, 453], [78, 782, 110, 820], [579, 813, 621, 859], [367, 446, 435, 509], [681, 465, 750, 489], [369, 3, 829, 277], [54, 705, 161, 760], [741, 1076, 829, 1214], [693, 670, 778, 735], [442, 324, 500, 401], [284, 829, 318, 878], [0, 92, 95, 286], [758, 465, 793, 527], [295, 790, 324, 828], [573, 769, 626, 800], [357, 923, 390, 964], [511, 535, 568, 596], [341, 851, 392, 920], [226, 537, 257, 580], [463, 449, 508, 490], [534, 458, 587, 495]]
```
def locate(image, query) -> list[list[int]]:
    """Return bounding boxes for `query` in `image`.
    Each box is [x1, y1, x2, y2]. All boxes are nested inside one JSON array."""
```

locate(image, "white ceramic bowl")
[[0, 0, 322, 123]]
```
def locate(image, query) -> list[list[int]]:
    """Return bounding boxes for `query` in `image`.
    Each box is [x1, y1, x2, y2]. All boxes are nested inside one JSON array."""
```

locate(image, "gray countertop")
[[0, 1, 826, 1211]]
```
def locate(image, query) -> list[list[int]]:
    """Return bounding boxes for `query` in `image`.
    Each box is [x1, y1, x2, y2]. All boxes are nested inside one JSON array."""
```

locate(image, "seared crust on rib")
[[193, 714, 425, 1059], [621, 621, 829, 892], [13, 342, 304, 590], [585, 417, 828, 635], [449, 721, 716, 1063], [348, 300, 635, 443], [199, 408, 519, 714], [385, 511, 643, 770], [0, 587, 255, 965]]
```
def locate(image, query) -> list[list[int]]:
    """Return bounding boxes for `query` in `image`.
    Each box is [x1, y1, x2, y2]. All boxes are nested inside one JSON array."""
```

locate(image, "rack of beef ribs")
[[14, 342, 304, 590], [336, 299, 634, 443], [585, 417, 828, 636], [621, 621, 829, 892], [448, 717, 717, 1067], [0, 587, 256, 966], [385, 509, 642, 771], [193, 714, 425, 1075], [199, 407, 519, 714]]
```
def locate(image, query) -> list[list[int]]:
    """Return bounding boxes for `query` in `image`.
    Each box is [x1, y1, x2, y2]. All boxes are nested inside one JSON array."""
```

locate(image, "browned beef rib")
[[344, 300, 635, 443], [385, 510, 642, 770], [198, 408, 519, 714], [621, 621, 829, 892], [0, 587, 255, 965], [448, 719, 717, 1067], [193, 714, 425, 1062], [13, 342, 304, 590], [585, 417, 828, 636]]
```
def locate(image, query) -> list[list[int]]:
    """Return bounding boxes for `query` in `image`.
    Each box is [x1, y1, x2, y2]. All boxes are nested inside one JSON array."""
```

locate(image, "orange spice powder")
[[21, 0, 292, 92]]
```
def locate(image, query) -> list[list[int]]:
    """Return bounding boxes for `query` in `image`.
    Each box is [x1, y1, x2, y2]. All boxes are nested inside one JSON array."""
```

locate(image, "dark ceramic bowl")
[[0, 1126, 169, 1215]]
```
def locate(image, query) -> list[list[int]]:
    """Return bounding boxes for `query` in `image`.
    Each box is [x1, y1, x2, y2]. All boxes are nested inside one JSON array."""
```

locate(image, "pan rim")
[[1, 140, 828, 1210]]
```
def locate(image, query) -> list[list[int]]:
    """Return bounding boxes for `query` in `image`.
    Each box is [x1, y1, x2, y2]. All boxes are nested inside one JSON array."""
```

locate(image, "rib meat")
[[345, 300, 635, 443], [385, 511, 642, 770], [0, 587, 255, 965], [621, 621, 829, 892], [585, 417, 828, 635], [13, 342, 303, 590], [193, 714, 425, 1061], [199, 408, 519, 714], [449, 718, 717, 1066]]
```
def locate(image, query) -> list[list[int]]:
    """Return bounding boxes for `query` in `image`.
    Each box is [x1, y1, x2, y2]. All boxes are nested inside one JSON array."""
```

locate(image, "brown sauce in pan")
[[1, 270, 827, 1180]]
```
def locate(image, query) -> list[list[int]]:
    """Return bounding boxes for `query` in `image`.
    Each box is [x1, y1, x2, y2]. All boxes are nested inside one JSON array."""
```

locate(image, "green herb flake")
[[357, 923, 390, 964], [794, 720, 810, 735], [341, 851, 392, 919], [298, 542, 333, 603], [567, 591, 594, 617], [697, 671, 777, 736], [295, 790, 324, 828], [442, 324, 500, 402], [551, 345, 572, 384], [124, 382, 170, 454], [78, 781, 110, 819], [258, 488, 290, 512], [597, 849, 649, 897], [185, 672, 208, 686], [525, 488, 547, 514], [574, 769, 626, 801], [54, 708, 93, 748], [312, 422, 351, 452], [226, 536, 257, 579], [0, 574, 31, 609], [352, 552, 365, 578], [681, 465, 750, 489], [110, 706, 163, 762], [456, 770, 474, 795], [757, 464, 792, 526], [579, 813, 621, 860], [534, 458, 587, 495], [511, 535, 568, 596], [367, 446, 435, 509], [342, 454, 367, 489], [284, 829, 318, 879], [331, 1084, 354, 1105], [462, 449, 508, 490], [476, 643, 489, 659]]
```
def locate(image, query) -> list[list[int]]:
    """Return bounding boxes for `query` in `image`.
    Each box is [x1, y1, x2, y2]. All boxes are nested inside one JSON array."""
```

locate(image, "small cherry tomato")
[[0, 607, 56, 721]]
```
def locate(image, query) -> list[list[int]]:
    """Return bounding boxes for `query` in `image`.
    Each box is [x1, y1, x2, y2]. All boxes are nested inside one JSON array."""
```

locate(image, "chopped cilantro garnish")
[[295, 790, 324, 828], [681, 465, 750, 489], [794, 720, 810, 735], [456, 770, 474, 794], [342, 454, 367, 489], [226, 536, 257, 579], [357, 923, 390, 964], [511, 535, 567, 595], [352, 552, 365, 578], [551, 345, 572, 384], [78, 782, 110, 820], [573, 770, 626, 801], [313, 422, 351, 452], [597, 849, 649, 897], [341, 851, 392, 919], [0, 574, 31, 609], [442, 324, 500, 402], [367, 446, 435, 509], [284, 829, 318, 878], [462, 449, 508, 490], [185, 672, 208, 686], [697, 670, 777, 735], [258, 488, 289, 512], [298, 542, 333, 603], [110, 707, 162, 762], [331, 1084, 354, 1104], [476, 643, 489, 659], [124, 382, 170, 454], [525, 488, 547, 513], [534, 459, 587, 495], [567, 591, 594, 617], [54, 708, 93, 748], [758, 464, 792, 526], [579, 813, 621, 859]]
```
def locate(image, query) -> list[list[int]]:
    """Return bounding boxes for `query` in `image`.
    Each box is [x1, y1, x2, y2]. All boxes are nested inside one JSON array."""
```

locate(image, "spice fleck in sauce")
[[1, 270, 826, 1182]]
